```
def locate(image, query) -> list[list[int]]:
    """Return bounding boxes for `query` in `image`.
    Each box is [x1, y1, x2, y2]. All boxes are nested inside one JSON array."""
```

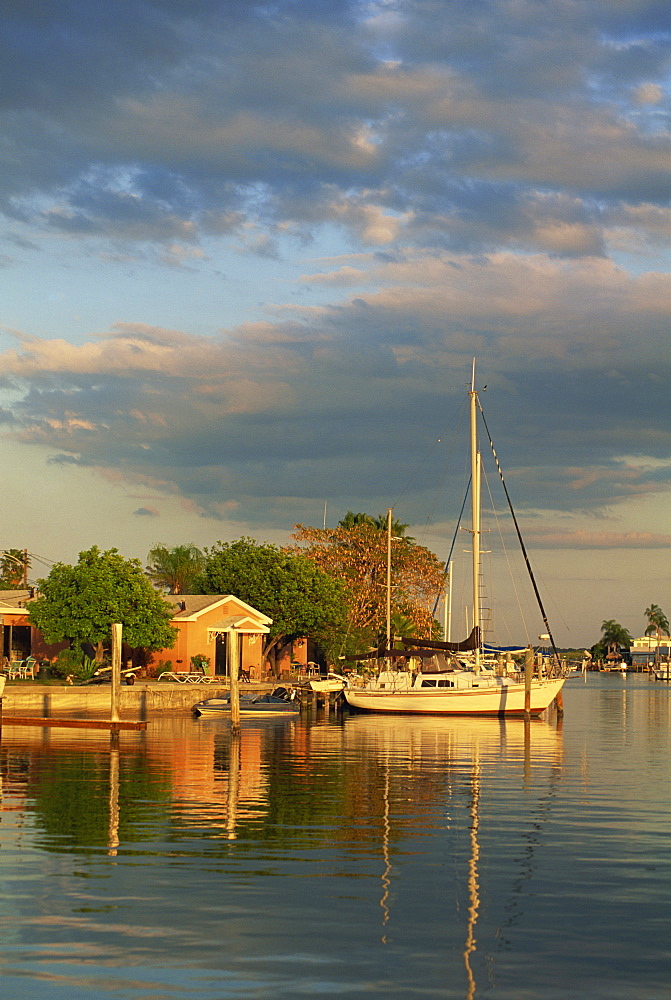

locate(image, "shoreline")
[[0, 679, 279, 720]]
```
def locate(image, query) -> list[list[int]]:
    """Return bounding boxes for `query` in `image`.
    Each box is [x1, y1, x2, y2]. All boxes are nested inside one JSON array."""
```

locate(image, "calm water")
[[1, 674, 670, 1000]]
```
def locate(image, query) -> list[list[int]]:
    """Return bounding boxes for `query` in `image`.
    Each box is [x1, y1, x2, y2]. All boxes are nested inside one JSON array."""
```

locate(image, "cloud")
[[0, 0, 669, 645], [526, 529, 671, 550], [0, 242, 669, 532], [1, 0, 668, 260], [133, 507, 159, 518]]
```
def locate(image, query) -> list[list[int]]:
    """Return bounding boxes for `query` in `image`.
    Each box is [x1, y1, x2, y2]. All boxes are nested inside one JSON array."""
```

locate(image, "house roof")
[[165, 594, 272, 625], [0, 589, 33, 609], [207, 614, 270, 635]]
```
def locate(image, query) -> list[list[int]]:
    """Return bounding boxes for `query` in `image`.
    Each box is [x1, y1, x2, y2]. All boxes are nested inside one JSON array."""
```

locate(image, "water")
[[1, 674, 670, 999]]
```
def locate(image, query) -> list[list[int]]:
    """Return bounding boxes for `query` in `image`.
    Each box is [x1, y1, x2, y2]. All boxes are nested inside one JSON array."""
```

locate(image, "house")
[[630, 634, 671, 667], [1, 589, 66, 663], [2, 590, 273, 680], [148, 595, 272, 680]]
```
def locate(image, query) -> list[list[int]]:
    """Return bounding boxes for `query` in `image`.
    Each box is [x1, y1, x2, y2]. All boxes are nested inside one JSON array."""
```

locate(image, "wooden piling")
[[524, 646, 533, 718], [555, 687, 564, 717], [111, 623, 122, 723], [228, 628, 241, 733]]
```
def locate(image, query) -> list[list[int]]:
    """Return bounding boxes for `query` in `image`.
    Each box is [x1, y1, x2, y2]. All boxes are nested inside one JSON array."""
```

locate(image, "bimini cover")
[[483, 643, 527, 654]]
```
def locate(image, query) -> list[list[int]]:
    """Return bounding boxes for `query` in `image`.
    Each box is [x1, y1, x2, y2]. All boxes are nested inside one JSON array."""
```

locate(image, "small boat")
[[343, 360, 566, 718], [653, 664, 671, 682], [193, 686, 300, 716], [308, 672, 346, 693]]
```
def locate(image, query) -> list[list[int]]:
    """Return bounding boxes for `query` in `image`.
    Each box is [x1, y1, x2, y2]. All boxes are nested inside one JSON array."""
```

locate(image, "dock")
[[0, 678, 334, 726], [1, 716, 147, 730]]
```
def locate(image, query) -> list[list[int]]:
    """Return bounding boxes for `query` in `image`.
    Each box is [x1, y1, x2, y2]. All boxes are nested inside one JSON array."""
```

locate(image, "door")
[[215, 633, 227, 676]]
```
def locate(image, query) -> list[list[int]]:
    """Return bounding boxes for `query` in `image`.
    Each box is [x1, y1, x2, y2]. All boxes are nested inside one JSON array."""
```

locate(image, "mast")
[[386, 507, 393, 656], [443, 559, 453, 643], [470, 361, 481, 673]]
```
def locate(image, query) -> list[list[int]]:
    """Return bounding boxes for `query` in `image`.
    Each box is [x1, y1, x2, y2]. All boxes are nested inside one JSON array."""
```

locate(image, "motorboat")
[[193, 686, 300, 716], [307, 672, 346, 693]]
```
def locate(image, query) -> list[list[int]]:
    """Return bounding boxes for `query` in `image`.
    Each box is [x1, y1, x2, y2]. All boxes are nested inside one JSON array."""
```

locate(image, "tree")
[[644, 603, 670, 664], [338, 510, 414, 542], [291, 517, 444, 655], [197, 538, 349, 666], [146, 543, 204, 594], [28, 546, 178, 660], [599, 619, 632, 657], [0, 548, 30, 588], [644, 603, 669, 638]]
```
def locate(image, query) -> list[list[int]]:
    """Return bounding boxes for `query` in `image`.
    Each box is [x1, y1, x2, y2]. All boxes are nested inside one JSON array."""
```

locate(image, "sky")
[[1, 0, 669, 648]]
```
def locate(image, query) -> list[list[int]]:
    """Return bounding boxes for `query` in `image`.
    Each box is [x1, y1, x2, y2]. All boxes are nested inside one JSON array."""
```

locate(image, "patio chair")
[[23, 656, 37, 679]]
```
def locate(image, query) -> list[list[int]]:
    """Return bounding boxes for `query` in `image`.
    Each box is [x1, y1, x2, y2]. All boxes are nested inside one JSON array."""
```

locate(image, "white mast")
[[443, 559, 453, 643], [469, 360, 481, 673], [386, 507, 393, 654]]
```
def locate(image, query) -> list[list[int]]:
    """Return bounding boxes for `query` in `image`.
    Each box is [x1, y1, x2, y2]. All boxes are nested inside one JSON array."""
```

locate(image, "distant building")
[[630, 634, 671, 666]]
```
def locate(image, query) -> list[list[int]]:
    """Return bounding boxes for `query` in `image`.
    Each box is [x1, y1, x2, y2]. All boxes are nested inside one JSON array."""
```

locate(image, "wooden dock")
[[1, 715, 147, 731]]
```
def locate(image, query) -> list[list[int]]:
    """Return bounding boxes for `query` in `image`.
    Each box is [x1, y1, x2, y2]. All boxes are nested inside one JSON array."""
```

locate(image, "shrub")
[[53, 649, 101, 682]]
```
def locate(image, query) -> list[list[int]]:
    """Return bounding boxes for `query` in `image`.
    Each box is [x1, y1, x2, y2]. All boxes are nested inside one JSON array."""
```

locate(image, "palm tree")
[[146, 544, 204, 594], [644, 604, 670, 665], [0, 549, 30, 588], [338, 511, 414, 541], [600, 619, 632, 659]]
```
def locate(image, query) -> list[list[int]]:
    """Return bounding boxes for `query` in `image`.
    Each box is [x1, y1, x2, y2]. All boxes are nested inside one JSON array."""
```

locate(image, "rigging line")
[[478, 404, 561, 670], [391, 395, 468, 533], [390, 434, 445, 513], [480, 463, 531, 647], [417, 399, 469, 546], [431, 478, 470, 618]]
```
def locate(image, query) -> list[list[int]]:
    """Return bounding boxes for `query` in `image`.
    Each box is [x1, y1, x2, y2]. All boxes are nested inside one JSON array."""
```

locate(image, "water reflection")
[[1, 682, 668, 999], [336, 714, 564, 999], [464, 751, 480, 1000]]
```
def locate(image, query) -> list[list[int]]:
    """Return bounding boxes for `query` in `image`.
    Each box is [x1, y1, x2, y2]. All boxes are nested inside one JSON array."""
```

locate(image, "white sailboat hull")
[[308, 673, 346, 693], [344, 677, 565, 717]]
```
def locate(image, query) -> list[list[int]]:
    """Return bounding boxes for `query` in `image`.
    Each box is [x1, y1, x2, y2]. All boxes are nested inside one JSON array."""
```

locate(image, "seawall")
[[0, 680, 242, 720]]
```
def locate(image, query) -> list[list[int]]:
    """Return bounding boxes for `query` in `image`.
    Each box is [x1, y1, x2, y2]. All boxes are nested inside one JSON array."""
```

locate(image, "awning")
[[207, 615, 270, 638]]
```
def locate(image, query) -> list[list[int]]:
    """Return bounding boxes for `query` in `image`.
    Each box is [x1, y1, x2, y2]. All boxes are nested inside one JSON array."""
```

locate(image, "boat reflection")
[[335, 713, 564, 1000], [337, 710, 563, 766]]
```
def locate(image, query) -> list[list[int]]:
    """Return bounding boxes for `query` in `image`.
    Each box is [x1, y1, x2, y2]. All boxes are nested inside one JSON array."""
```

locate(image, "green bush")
[[53, 649, 100, 681]]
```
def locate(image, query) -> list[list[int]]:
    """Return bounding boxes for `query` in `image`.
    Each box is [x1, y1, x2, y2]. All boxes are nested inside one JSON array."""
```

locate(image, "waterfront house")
[[2, 590, 273, 680], [1, 589, 66, 663], [148, 594, 272, 680], [630, 634, 671, 667]]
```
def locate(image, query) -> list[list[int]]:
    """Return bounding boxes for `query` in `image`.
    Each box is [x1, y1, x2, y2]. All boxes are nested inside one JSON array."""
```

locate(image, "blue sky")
[[1, 0, 669, 646]]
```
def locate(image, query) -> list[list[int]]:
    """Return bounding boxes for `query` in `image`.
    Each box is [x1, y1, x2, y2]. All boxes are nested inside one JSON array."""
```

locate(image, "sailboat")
[[343, 362, 566, 717]]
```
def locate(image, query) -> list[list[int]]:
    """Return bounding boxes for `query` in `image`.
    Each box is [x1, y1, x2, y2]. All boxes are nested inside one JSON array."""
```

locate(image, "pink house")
[[148, 594, 272, 680], [2, 591, 273, 680], [1, 589, 67, 663]]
